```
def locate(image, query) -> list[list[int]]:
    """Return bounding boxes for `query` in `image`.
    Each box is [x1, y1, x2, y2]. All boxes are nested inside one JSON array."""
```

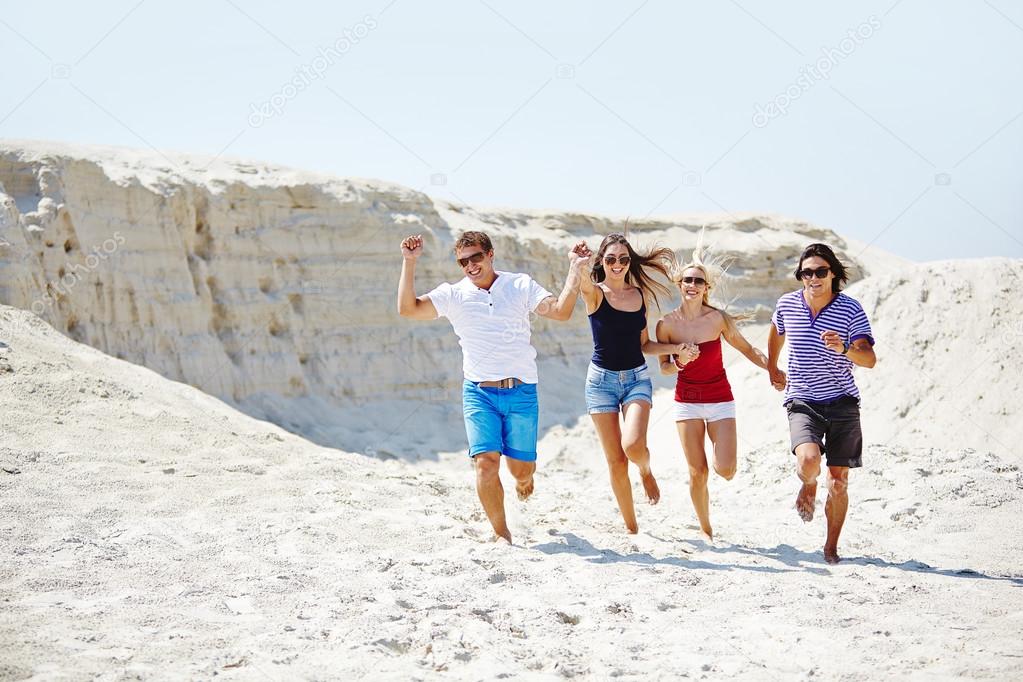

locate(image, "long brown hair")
[[591, 232, 675, 311]]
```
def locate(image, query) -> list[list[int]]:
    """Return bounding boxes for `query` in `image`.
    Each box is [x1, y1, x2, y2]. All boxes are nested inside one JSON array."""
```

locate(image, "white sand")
[[2, 256, 1022, 679]]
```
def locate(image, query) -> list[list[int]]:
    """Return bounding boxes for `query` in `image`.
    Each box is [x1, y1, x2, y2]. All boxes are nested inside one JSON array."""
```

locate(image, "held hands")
[[820, 330, 846, 354], [768, 366, 787, 392], [569, 241, 593, 272], [400, 234, 424, 261], [673, 342, 700, 369]]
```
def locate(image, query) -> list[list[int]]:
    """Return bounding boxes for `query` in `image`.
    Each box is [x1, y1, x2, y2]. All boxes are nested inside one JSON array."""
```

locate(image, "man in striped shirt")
[[768, 243, 876, 564]]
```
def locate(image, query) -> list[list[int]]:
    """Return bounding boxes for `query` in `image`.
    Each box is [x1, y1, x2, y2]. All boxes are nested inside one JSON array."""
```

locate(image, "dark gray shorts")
[[786, 396, 863, 468]]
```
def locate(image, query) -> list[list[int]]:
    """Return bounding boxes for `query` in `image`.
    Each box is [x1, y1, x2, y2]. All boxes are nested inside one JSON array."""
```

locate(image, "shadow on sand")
[[678, 537, 1023, 584], [533, 532, 1022, 584], [532, 532, 799, 574]]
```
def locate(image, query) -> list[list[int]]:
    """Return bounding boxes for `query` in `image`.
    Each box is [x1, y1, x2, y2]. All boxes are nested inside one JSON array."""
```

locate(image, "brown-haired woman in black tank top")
[[578, 233, 687, 534]]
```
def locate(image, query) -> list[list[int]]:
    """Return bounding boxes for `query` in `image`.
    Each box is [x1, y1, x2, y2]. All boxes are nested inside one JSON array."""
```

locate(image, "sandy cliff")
[[0, 139, 901, 453]]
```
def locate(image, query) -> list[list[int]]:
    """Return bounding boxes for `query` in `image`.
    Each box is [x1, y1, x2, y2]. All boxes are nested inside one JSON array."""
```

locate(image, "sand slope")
[[2, 246, 1023, 679]]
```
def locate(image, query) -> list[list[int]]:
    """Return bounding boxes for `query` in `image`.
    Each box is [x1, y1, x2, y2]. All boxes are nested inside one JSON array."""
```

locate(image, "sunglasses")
[[603, 255, 631, 266], [680, 276, 706, 286], [456, 251, 487, 268], [799, 266, 831, 280]]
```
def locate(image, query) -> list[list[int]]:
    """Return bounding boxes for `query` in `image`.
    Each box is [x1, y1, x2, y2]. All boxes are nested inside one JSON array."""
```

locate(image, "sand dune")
[[2, 251, 1022, 678]]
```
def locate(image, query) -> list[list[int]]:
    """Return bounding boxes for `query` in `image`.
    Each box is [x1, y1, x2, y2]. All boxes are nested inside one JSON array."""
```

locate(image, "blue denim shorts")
[[462, 380, 539, 462], [585, 362, 653, 414]]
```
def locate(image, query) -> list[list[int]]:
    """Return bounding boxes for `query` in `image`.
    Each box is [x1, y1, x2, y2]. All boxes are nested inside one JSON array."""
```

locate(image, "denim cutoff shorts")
[[585, 362, 653, 414]]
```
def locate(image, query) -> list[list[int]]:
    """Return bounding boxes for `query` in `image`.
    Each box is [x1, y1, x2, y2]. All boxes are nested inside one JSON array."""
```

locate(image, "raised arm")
[[537, 242, 591, 321], [767, 322, 787, 391], [721, 312, 769, 370], [397, 234, 438, 321], [576, 251, 602, 314]]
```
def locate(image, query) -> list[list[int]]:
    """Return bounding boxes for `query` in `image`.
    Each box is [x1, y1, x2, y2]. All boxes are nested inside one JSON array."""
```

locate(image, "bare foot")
[[640, 468, 660, 505], [625, 520, 639, 535], [795, 482, 817, 522], [493, 530, 512, 545], [700, 524, 713, 541], [515, 476, 534, 501], [823, 546, 840, 564]]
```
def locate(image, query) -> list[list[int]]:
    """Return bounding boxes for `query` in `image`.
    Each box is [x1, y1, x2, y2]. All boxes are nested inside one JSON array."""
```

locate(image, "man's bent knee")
[[507, 459, 535, 482], [795, 443, 822, 475]]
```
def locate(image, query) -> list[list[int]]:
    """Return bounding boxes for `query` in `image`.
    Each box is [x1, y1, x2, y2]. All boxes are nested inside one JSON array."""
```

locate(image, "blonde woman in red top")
[[655, 240, 781, 539]]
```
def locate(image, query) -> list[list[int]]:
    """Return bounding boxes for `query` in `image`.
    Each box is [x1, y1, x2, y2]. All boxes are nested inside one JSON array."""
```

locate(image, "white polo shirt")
[[426, 271, 554, 383]]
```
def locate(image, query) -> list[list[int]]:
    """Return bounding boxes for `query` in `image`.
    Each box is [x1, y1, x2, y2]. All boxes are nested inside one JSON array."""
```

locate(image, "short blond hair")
[[453, 231, 493, 253]]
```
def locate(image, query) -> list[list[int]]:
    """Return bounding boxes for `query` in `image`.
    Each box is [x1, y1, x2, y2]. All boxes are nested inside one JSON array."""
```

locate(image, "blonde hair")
[[671, 230, 721, 306], [670, 230, 748, 330]]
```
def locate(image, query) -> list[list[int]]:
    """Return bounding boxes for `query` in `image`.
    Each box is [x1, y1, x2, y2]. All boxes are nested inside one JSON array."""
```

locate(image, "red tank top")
[[674, 337, 734, 403]]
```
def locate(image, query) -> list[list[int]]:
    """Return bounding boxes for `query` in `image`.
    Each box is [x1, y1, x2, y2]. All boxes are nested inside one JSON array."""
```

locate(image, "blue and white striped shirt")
[[772, 290, 874, 404]]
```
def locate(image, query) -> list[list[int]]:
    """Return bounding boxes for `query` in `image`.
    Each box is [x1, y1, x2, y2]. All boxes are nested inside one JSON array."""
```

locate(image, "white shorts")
[[673, 400, 736, 422]]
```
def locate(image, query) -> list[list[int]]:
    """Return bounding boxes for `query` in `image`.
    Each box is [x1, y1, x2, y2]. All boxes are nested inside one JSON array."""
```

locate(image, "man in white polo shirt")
[[398, 230, 591, 543]]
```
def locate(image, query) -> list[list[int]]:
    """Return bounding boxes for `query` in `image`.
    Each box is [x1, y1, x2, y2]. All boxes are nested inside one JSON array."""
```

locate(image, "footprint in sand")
[[471, 608, 494, 624], [425, 480, 449, 496], [462, 526, 496, 543], [555, 611, 580, 625]]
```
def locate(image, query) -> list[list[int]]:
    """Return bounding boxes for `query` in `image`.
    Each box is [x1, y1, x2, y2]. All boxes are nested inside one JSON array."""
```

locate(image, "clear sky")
[[2, 0, 1021, 261]]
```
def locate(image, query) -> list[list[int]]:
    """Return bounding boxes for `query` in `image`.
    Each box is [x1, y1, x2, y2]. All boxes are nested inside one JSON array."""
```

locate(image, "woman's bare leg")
[[676, 419, 712, 539], [621, 400, 659, 504], [706, 418, 737, 480], [591, 412, 638, 533]]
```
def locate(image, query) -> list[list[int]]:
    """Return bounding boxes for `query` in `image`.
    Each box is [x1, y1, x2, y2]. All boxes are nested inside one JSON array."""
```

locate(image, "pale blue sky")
[[2, 0, 1021, 260]]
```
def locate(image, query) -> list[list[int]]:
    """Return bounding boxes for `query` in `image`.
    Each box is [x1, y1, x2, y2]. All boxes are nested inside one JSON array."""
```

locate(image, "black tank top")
[[588, 293, 647, 371]]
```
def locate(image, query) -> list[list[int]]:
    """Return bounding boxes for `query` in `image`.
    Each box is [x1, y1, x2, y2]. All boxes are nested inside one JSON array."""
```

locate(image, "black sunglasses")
[[799, 266, 831, 280], [680, 276, 706, 286], [457, 251, 487, 268], [603, 255, 631, 266]]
